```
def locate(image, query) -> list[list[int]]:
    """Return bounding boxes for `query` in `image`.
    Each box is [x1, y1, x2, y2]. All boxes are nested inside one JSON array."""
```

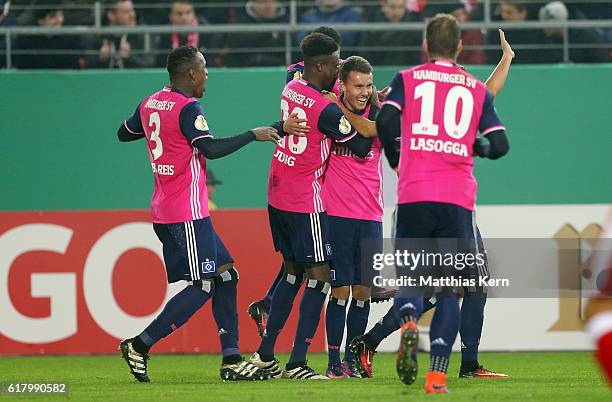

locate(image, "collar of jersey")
[[163, 86, 189, 98], [298, 78, 323, 93], [429, 60, 465, 70]]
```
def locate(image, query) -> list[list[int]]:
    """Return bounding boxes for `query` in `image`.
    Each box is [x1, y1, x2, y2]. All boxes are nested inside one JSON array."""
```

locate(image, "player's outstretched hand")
[[322, 90, 339, 104], [252, 127, 281, 144], [283, 112, 310, 137], [499, 29, 515, 59], [377, 86, 390, 102]]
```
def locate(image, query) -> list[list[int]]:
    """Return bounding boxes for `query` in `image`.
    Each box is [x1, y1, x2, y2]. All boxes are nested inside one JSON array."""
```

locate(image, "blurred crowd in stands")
[[0, 0, 610, 69]]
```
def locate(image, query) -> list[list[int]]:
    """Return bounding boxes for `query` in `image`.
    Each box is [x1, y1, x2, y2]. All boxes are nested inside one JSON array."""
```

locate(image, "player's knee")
[[306, 278, 331, 295], [189, 278, 215, 295], [283, 260, 304, 276], [214, 266, 239, 287], [331, 286, 350, 300], [351, 285, 371, 301], [283, 271, 304, 288], [305, 263, 331, 282]]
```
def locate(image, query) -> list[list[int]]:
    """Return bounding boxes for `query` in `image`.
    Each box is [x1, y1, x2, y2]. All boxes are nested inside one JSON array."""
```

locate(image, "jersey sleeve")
[[381, 73, 405, 111], [286, 65, 303, 84], [318, 103, 357, 142], [124, 104, 144, 134], [479, 91, 505, 136], [179, 101, 213, 144]]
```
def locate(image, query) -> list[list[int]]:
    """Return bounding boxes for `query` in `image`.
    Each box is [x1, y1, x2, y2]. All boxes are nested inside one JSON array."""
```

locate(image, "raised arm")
[[484, 29, 515, 99], [322, 91, 378, 138]]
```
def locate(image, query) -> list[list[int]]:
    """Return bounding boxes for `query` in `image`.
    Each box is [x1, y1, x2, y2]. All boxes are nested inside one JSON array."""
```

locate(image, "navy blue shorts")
[[395, 202, 480, 296], [153, 217, 234, 283], [268, 205, 332, 264], [328, 216, 382, 288], [395, 202, 474, 239], [393, 204, 488, 278]]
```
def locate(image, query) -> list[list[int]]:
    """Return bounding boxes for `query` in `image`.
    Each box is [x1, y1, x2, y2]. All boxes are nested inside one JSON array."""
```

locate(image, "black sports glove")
[[473, 137, 490, 158]]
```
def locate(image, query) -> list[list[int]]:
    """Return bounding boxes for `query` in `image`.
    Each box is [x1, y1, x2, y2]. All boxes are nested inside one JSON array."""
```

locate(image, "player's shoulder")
[[287, 60, 304, 70], [179, 100, 205, 121], [452, 66, 485, 89], [393, 63, 429, 83], [404, 62, 431, 75], [286, 61, 305, 81]]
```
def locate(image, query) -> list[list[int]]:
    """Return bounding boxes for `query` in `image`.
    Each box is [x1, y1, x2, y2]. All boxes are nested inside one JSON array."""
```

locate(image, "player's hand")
[[473, 137, 490, 158], [252, 127, 281, 144], [377, 86, 390, 102], [498, 29, 515, 60], [321, 90, 339, 104], [369, 85, 381, 108], [283, 112, 309, 137]]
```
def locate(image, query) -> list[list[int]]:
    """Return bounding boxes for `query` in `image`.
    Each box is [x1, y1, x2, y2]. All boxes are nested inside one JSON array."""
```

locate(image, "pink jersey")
[[383, 61, 504, 211], [269, 79, 356, 213], [132, 86, 212, 223], [323, 102, 384, 222]]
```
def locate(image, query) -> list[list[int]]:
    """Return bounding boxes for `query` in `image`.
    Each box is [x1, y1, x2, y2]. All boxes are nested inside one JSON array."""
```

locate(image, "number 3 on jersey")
[[280, 99, 308, 154], [412, 82, 474, 139], [149, 111, 163, 160]]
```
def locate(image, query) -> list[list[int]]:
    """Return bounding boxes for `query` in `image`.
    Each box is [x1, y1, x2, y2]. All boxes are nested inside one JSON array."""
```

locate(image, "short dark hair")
[[105, 0, 131, 10], [312, 26, 342, 46], [167, 46, 201, 79], [35, 0, 62, 20], [426, 13, 461, 58], [339, 56, 372, 83], [300, 33, 339, 59], [500, 0, 527, 12]]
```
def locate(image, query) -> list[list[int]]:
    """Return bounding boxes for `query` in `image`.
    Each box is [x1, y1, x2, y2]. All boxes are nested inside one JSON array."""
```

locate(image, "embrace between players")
[[117, 14, 512, 394]]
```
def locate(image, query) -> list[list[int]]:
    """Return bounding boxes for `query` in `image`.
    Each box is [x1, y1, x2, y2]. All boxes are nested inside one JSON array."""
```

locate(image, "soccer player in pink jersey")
[[247, 26, 391, 342], [115, 46, 307, 383], [376, 14, 510, 393], [319, 56, 384, 379], [336, 29, 514, 382], [248, 33, 375, 380], [247, 27, 343, 338]]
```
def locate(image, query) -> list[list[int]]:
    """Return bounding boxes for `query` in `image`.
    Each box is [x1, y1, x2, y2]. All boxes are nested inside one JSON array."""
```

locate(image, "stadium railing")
[[0, 0, 611, 68]]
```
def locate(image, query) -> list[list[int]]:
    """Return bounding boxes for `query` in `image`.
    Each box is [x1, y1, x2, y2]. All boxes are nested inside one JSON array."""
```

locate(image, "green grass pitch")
[[0, 352, 608, 401]]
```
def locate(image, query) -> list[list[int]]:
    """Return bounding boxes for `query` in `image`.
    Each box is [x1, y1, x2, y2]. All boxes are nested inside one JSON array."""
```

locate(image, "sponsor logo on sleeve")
[[339, 116, 352, 135], [195, 115, 209, 131]]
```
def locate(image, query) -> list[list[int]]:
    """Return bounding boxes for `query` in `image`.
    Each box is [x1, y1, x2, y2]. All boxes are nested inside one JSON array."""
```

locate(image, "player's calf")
[[344, 290, 371, 368], [326, 289, 349, 368]]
